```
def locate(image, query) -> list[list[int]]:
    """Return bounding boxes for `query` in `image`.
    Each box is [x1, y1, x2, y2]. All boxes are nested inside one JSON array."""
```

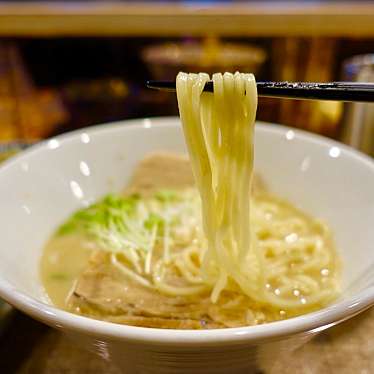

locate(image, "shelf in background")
[[0, 1, 374, 37]]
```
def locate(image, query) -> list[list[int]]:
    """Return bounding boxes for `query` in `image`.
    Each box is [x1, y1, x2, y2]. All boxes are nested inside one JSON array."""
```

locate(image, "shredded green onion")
[[56, 189, 201, 261]]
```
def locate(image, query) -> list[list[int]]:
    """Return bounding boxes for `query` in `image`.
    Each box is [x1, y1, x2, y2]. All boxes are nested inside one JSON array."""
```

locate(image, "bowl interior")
[[0, 117, 373, 309]]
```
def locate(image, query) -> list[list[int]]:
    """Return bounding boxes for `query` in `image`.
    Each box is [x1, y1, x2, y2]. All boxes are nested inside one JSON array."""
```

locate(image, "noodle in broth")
[[40, 73, 340, 329]]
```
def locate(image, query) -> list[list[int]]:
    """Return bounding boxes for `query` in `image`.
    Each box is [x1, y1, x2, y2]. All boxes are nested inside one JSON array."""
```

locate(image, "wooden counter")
[[2, 306, 374, 373], [0, 1, 374, 37]]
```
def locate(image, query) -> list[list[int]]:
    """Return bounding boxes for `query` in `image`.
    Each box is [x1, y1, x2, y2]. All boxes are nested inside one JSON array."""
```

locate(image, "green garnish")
[[49, 273, 69, 280], [56, 194, 138, 236], [55, 189, 201, 259], [144, 213, 164, 230], [155, 189, 181, 203]]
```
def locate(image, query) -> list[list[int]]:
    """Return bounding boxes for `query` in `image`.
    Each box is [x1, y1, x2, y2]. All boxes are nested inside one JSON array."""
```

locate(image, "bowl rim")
[[0, 116, 374, 346]]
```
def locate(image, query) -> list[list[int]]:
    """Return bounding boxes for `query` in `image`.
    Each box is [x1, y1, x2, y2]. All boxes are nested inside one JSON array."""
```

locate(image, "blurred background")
[[0, 0, 373, 145]]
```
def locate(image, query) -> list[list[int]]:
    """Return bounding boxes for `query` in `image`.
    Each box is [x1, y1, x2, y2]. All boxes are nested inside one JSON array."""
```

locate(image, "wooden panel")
[[0, 2, 373, 37]]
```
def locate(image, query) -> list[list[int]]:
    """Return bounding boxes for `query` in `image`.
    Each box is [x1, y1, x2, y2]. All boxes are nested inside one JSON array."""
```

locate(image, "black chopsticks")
[[146, 80, 374, 102]]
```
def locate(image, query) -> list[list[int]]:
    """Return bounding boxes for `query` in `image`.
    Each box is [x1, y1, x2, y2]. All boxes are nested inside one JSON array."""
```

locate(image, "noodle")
[[176, 72, 339, 310], [41, 72, 340, 327]]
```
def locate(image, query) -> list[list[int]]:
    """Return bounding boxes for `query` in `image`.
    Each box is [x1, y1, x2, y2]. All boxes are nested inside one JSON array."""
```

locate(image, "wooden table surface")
[[0, 1, 374, 37], [2, 306, 374, 374]]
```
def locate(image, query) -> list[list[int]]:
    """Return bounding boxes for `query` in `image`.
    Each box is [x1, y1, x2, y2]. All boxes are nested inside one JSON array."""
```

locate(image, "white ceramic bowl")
[[0, 117, 374, 374]]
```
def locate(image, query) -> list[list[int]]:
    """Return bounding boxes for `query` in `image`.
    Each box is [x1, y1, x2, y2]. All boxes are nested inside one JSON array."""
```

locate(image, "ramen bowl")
[[0, 117, 373, 373]]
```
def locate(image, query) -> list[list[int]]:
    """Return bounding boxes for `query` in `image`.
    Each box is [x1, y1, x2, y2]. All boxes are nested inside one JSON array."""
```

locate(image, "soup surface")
[[41, 152, 340, 329]]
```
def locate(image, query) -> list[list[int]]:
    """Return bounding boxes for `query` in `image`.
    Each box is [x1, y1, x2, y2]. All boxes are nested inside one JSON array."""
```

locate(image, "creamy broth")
[[40, 72, 341, 329], [40, 156, 340, 328], [41, 235, 93, 308]]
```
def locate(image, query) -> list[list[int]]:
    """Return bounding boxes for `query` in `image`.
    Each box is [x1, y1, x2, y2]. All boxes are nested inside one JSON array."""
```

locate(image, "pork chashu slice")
[[68, 152, 266, 329], [124, 151, 266, 196], [69, 251, 225, 329]]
